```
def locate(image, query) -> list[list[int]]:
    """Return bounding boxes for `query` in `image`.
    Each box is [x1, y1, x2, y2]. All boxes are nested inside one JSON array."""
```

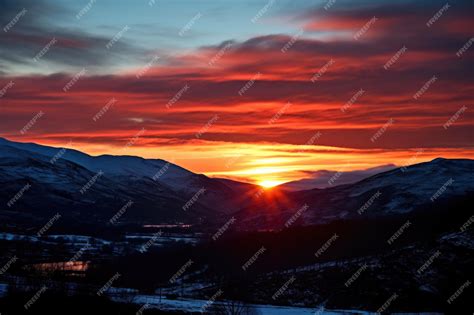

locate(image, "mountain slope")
[[0, 137, 260, 214], [0, 137, 199, 188], [278, 164, 396, 191], [0, 143, 216, 229], [1, 138, 473, 233], [234, 158, 474, 229]]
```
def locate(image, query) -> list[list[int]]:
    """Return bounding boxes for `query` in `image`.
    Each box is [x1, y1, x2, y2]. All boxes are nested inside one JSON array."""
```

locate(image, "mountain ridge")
[[233, 157, 474, 229], [1, 137, 473, 232]]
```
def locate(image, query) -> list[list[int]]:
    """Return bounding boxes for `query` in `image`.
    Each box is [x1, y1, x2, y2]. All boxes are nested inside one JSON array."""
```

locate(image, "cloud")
[[0, 0, 146, 74], [0, 0, 472, 156]]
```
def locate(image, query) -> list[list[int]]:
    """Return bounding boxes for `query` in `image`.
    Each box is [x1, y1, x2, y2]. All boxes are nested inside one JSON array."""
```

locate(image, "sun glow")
[[258, 180, 285, 188], [23, 137, 474, 185]]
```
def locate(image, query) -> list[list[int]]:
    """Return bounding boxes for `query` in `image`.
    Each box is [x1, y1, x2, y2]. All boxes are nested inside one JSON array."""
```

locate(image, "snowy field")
[[111, 293, 441, 314], [0, 282, 443, 314]]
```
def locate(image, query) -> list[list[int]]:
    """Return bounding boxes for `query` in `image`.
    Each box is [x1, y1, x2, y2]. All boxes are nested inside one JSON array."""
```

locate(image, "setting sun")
[[258, 180, 285, 188]]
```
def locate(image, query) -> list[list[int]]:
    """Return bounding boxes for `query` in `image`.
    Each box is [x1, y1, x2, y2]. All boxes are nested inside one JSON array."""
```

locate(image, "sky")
[[0, 0, 473, 186]]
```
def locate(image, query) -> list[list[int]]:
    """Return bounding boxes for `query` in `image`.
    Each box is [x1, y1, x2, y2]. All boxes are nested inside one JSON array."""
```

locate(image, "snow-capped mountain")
[[234, 158, 474, 229], [0, 138, 261, 229], [0, 137, 205, 189], [0, 142, 215, 228], [0, 137, 261, 217], [278, 164, 396, 191], [1, 137, 473, 232]]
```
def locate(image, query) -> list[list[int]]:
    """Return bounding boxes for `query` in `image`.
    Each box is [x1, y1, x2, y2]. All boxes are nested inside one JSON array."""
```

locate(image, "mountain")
[[1, 137, 473, 233], [0, 137, 241, 193], [0, 138, 262, 220], [234, 158, 474, 229], [0, 138, 262, 231], [278, 164, 396, 191], [0, 143, 211, 229]]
